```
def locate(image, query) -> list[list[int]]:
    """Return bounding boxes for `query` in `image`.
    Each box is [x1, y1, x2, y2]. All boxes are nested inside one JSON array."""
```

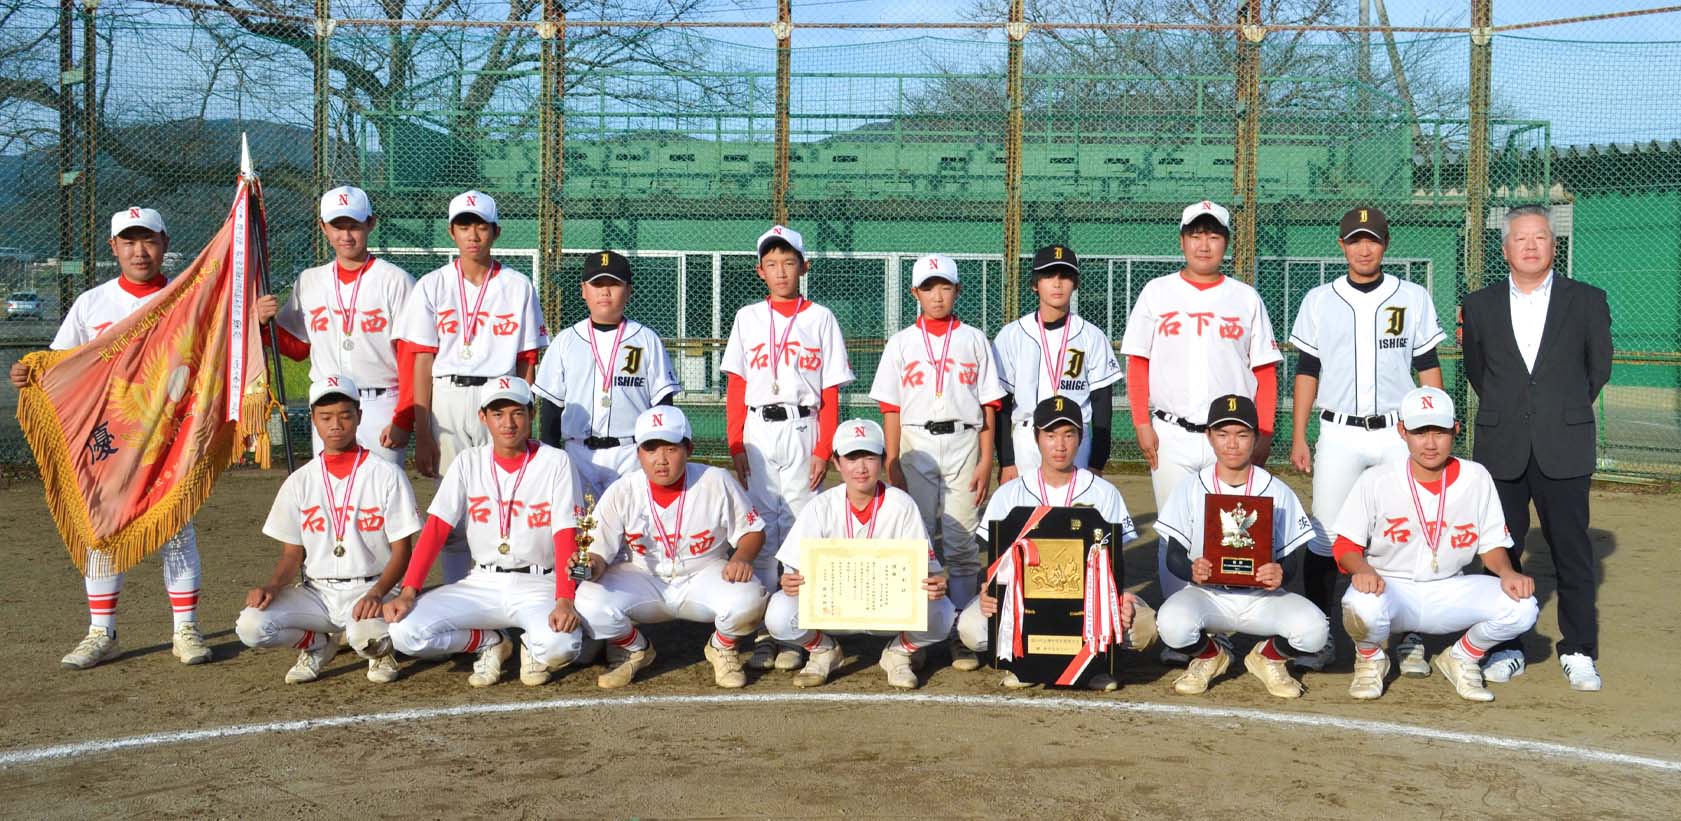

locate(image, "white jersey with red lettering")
[[584, 462, 765, 579], [993, 313, 1122, 473], [974, 469, 1138, 546], [276, 257, 415, 388], [721, 300, 853, 408], [869, 318, 1004, 428], [1119, 272, 1283, 423], [779, 483, 939, 573], [50, 276, 166, 350], [427, 442, 582, 569], [395, 262, 547, 378], [262, 450, 422, 580], [1332, 458, 1512, 583]]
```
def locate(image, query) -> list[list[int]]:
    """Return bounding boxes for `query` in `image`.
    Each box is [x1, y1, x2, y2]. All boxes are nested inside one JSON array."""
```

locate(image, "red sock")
[[803, 631, 826, 651], [1457, 635, 1488, 660], [1194, 639, 1221, 660], [293, 630, 316, 650], [463, 629, 485, 653], [1357, 644, 1383, 659], [1260, 638, 1287, 661], [613, 629, 642, 648], [712, 631, 738, 649]]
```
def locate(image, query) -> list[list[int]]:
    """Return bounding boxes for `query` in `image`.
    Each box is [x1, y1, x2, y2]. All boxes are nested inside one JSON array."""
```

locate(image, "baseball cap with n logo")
[[1400, 386, 1454, 430], [449, 189, 500, 224], [320, 185, 373, 223], [833, 419, 886, 456], [110, 207, 167, 238], [635, 406, 693, 446], [308, 374, 362, 406], [478, 375, 533, 409]]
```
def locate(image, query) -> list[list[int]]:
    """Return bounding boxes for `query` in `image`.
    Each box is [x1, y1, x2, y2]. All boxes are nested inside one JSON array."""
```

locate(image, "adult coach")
[[1461, 204, 1612, 692], [1287, 206, 1445, 672]]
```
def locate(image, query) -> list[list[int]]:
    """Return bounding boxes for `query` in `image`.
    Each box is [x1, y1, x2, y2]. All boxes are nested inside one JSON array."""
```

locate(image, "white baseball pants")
[[564, 440, 637, 502], [431, 378, 492, 584], [1306, 421, 1408, 556], [387, 568, 586, 667], [1157, 585, 1329, 654], [899, 425, 983, 582], [742, 410, 819, 591], [1007, 418, 1091, 476], [953, 595, 1156, 655], [1341, 575, 1539, 650], [1149, 419, 1217, 600], [764, 590, 956, 651], [235, 578, 393, 657], [309, 388, 402, 463], [589, 562, 769, 642]]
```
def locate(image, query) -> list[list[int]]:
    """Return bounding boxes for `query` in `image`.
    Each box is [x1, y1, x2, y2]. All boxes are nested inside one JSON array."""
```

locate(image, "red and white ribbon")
[[333, 256, 372, 337], [1056, 529, 1124, 686], [454, 259, 500, 351], [983, 506, 1051, 663], [917, 316, 955, 398], [589, 319, 627, 395]]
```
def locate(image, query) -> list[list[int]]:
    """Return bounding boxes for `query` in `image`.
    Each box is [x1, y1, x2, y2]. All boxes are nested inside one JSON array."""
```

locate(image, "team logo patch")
[[1063, 349, 1085, 379], [623, 345, 644, 375], [1384, 306, 1406, 336]]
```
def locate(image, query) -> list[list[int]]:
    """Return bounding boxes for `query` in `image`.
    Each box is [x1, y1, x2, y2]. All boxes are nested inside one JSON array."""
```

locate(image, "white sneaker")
[[172, 622, 213, 665], [1560, 653, 1603, 692], [1290, 643, 1334, 672], [597, 641, 656, 689], [519, 643, 553, 687], [366, 653, 400, 684], [1000, 670, 1032, 689], [61, 626, 119, 670], [285, 643, 334, 684], [1349, 651, 1390, 700], [1435, 649, 1495, 702], [466, 633, 512, 688], [792, 642, 844, 688], [1244, 644, 1304, 699], [704, 639, 747, 689], [950, 640, 981, 672], [746, 640, 778, 672], [879, 647, 919, 689], [1396, 632, 1430, 678], [1173, 643, 1232, 695], [1482, 649, 1526, 683], [774, 646, 805, 671]]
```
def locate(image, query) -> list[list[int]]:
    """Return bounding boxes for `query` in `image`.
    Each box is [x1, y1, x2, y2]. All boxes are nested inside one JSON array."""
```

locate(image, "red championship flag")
[[14, 140, 276, 577]]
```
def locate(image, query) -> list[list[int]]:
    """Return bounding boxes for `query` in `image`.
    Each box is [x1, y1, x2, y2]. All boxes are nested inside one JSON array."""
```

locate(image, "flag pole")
[[242, 134, 296, 473]]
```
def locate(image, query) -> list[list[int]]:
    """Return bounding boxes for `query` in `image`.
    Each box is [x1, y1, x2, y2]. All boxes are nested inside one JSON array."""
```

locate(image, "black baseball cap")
[[1033, 395, 1083, 432], [1339, 206, 1390, 245], [1030, 244, 1079, 278], [582, 250, 631, 283], [1206, 394, 1259, 431]]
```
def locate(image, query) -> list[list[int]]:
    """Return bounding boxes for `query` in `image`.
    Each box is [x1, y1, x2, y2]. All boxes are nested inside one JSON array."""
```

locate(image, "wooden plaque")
[[1200, 494, 1274, 587]]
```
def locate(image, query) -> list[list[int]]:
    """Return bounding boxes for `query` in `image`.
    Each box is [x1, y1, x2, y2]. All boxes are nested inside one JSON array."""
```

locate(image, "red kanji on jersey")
[[959, 361, 979, 385], [309, 306, 330, 332], [626, 531, 648, 555], [1383, 516, 1411, 544], [900, 361, 925, 388], [492, 313, 518, 336], [688, 528, 716, 556], [798, 348, 823, 371], [91, 321, 113, 336], [437, 309, 460, 335], [1188, 311, 1214, 335], [360, 309, 388, 333], [468, 496, 491, 524], [1450, 523, 1478, 549], [527, 502, 552, 529], [1158, 311, 1182, 336], [357, 507, 385, 532], [1218, 316, 1244, 340], [301, 505, 326, 533]]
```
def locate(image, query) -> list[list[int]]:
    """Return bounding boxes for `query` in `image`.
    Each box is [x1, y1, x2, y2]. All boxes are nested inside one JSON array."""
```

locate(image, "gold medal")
[[498, 542, 511, 555], [333, 543, 346, 557]]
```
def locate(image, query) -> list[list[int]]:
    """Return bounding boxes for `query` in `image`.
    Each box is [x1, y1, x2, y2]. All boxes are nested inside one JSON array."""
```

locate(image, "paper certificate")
[[796, 538, 929, 632]]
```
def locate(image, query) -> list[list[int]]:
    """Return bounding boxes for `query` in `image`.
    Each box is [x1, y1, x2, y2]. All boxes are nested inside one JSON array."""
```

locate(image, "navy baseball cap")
[[582, 251, 631, 283], [1030, 244, 1079, 278], [1206, 394, 1259, 431], [1033, 396, 1083, 432]]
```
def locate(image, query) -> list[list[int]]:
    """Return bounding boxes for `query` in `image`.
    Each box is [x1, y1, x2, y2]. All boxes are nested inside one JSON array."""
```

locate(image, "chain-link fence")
[[2, 1, 1679, 476]]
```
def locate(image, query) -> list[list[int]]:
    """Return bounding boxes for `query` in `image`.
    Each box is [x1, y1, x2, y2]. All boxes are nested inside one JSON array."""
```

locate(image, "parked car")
[[6, 291, 43, 320]]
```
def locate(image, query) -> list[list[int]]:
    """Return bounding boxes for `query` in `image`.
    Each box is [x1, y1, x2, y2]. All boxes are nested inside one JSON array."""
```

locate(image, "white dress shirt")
[[1509, 269, 1554, 372]]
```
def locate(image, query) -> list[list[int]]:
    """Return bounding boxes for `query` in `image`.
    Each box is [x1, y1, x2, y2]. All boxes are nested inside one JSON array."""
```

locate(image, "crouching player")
[[765, 419, 955, 689], [955, 396, 1156, 689], [237, 376, 421, 684], [575, 407, 770, 689], [1334, 386, 1538, 702], [385, 376, 589, 688], [1155, 394, 1327, 698]]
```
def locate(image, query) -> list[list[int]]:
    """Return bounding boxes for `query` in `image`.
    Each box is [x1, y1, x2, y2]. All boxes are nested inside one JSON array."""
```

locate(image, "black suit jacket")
[[1462, 273, 1612, 481]]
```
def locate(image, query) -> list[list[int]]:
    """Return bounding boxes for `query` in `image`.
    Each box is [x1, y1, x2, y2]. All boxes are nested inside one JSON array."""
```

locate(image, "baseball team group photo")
[[1, 0, 1679, 817]]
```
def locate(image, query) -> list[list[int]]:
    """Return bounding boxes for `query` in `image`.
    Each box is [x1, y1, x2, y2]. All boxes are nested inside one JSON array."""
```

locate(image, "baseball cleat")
[[1349, 651, 1389, 700], [774, 645, 806, 671], [1560, 653, 1603, 692], [366, 652, 401, 684], [1086, 673, 1119, 692], [1435, 649, 1494, 702], [466, 633, 512, 688], [950, 640, 981, 672], [1160, 646, 1190, 666], [1482, 648, 1526, 683], [519, 643, 553, 687], [879, 647, 919, 689], [1244, 644, 1305, 699], [746, 640, 778, 671], [172, 622, 213, 665], [791, 642, 844, 688], [1125, 600, 1158, 652], [1396, 632, 1430, 678], [1172, 644, 1231, 695], [285, 643, 334, 684], [1000, 670, 1032, 689], [705, 639, 748, 689], [597, 642, 657, 690], [1290, 643, 1334, 672], [61, 626, 119, 670]]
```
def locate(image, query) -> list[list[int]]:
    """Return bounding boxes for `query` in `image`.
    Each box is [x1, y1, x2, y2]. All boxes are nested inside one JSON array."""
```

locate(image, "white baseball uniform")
[[722, 299, 854, 590], [235, 449, 422, 657], [387, 442, 591, 668], [869, 316, 1004, 598], [765, 483, 956, 651], [395, 261, 547, 582], [1152, 466, 1328, 656], [52, 275, 203, 625], [274, 257, 416, 462], [1290, 275, 1445, 556], [1334, 458, 1537, 651], [993, 312, 1123, 473], [533, 318, 679, 498], [1120, 272, 1283, 597], [582, 463, 770, 644]]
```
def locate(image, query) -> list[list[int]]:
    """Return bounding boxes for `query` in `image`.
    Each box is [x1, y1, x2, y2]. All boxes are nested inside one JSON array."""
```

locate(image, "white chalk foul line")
[[2, 692, 1679, 775]]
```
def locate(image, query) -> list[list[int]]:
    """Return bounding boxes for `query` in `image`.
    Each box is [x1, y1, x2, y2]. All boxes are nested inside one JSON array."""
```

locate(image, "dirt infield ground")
[[0, 468, 1677, 818]]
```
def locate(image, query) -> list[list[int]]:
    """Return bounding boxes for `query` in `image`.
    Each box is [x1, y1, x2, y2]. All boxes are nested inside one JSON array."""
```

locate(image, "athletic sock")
[[1455, 634, 1489, 662], [167, 588, 200, 628], [612, 628, 648, 653], [461, 628, 503, 654], [711, 631, 740, 651], [85, 573, 123, 634], [1260, 638, 1288, 661]]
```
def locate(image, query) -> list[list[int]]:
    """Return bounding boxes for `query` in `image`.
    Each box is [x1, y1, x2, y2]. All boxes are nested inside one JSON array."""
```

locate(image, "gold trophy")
[[570, 491, 598, 582]]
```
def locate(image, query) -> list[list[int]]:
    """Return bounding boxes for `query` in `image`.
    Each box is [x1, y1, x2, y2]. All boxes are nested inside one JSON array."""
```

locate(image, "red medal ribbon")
[[333, 256, 373, 338], [844, 483, 884, 539], [1036, 312, 1072, 397], [1216, 465, 1255, 497], [1406, 464, 1449, 569], [588, 320, 628, 396], [319, 448, 369, 546], [1037, 469, 1078, 507], [766, 296, 805, 391], [647, 475, 689, 567], [454, 258, 500, 351], [982, 505, 1052, 662], [491, 443, 533, 545], [917, 316, 956, 398]]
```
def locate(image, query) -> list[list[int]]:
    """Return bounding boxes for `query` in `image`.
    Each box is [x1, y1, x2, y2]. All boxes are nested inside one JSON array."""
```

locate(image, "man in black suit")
[[1461, 204, 1613, 692]]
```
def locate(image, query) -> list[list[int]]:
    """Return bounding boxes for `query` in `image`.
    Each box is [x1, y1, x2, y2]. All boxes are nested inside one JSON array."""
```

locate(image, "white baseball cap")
[[1180, 200, 1232, 232], [308, 374, 361, 406], [478, 375, 533, 409], [1400, 386, 1455, 431], [833, 418, 887, 457], [320, 185, 373, 223], [449, 190, 499, 225], [634, 406, 692, 445], [910, 254, 959, 287], [110, 207, 167, 238], [756, 224, 805, 257]]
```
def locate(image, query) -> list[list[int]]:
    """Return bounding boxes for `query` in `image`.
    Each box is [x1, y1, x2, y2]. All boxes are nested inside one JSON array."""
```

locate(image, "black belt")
[[583, 435, 630, 449], [923, 421, 976, 435], [479, 564, 553, 575], [439, 375, 490, 387], [306, 575, 379, 584], [755, 405, 814, 422], [1154, 410, 1208, 434], [1320, 410, 1397, 430], [359, 387, 390, 397]]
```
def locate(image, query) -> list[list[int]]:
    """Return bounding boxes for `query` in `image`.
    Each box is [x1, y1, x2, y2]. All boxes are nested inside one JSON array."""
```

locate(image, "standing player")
[[1287, 206, 1445, 673], [1121, 200, 1284, 606], [1154, 395, 1326, 699], [953, 397, 1156, 689], [1332, 387, 1539, 702], [992, 245, 1122, 480], [870, 253, 1003, 669], [10, 207, 275, 669], [396, 190, 547, 583], [574, 407, 769, 690], [721, 225, 853, 670], [384, 377, 588, 688], [269, 185, 417, 462], [765, 419, 956, 689], [533, 250, 680, 499], [235, 376, 420, 684]]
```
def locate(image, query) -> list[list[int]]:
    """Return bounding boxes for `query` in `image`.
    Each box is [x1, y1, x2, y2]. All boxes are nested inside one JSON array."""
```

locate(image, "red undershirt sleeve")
[[273, 326, 311, 361], [726, 374, 747, 456], [392, 340, 418, 431], [517, 348, 540, 368], [813, 385, 840, 460], [552, 527, 579, 599], [878, 402, 901, 413], [1252, 362, 1278, 434], [1126, 355, 1151, 424], [402, 514, 453, 590], [1332, 536, 1366, 572]]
